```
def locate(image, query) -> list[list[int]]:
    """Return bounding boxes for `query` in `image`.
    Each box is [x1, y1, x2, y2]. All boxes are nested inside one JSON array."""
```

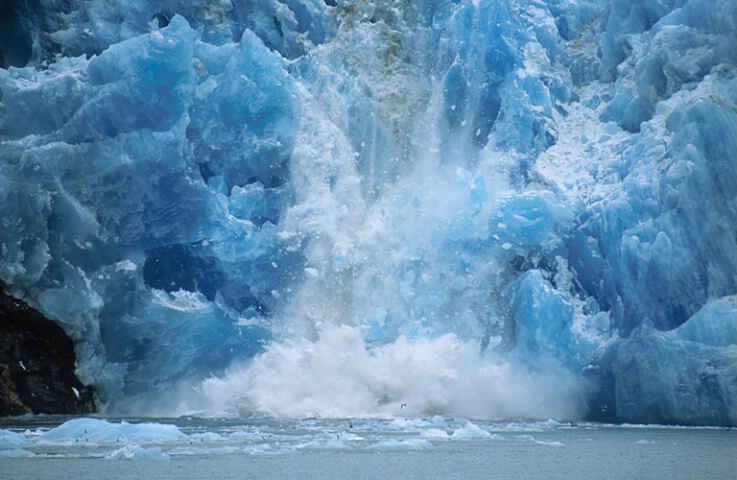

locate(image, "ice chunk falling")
[[0, 0, 734, 425]]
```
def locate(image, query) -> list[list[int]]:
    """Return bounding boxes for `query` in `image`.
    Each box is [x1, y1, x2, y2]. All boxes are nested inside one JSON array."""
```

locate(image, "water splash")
[[197, 324, 584, 420]]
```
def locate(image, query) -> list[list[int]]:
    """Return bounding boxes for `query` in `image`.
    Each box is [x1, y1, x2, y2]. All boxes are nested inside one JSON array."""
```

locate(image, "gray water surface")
[[1, 417, 734, 479]]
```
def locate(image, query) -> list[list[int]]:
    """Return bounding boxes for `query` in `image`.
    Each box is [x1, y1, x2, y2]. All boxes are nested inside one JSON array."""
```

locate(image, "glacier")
[[0, 0, 734, 426]]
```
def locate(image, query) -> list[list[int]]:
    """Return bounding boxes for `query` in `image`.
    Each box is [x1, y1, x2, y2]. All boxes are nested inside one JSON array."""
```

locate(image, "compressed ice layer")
[[0, 14, 299, 407], [432, 0, 567, 174], [600, 0, 736, 131], [587, 296, 737, 426], [568, 67, 737, 336], [491, 191, 572, 246], [2, 0, 338, 66]]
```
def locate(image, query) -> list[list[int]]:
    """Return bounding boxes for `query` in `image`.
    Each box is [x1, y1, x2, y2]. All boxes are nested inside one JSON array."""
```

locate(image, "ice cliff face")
[[0, 0, 734, 425]]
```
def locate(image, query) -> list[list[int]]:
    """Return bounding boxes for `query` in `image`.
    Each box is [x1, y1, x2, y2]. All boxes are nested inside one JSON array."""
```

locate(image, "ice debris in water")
[[106, 444, 170, 461], [0, 429, 32, 448], [40, 418, 185, 444]]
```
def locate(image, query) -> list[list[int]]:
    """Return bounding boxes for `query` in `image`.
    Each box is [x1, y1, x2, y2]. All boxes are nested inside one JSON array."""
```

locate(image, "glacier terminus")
[[0, 0, 735, 427]]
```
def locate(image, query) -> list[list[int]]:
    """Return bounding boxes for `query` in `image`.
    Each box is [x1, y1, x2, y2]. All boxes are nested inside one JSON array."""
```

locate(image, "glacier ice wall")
[[0, 0, 734, 425]]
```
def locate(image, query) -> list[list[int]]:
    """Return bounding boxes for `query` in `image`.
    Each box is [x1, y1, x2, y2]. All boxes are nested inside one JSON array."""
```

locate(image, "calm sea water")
[[1, 416, 735, 480]]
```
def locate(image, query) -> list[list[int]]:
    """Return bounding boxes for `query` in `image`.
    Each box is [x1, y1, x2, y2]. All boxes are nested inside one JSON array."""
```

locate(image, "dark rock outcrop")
[[0, 287, 96, 416]]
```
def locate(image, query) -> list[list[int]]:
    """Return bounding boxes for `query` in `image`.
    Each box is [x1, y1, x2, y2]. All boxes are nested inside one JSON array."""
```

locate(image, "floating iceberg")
[[0, 428, 32, 449], [40, 418, 186, 444]]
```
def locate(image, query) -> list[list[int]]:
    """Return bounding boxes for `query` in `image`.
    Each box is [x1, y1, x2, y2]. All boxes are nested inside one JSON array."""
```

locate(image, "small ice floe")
[[190, 432, 222, 443], [244, 444, 295, 456], [450, 422, 494, 440], [514, 434, 564, 446], [533, 439, 565, 447], [0, 449, 35, 458], [106, 444, 170, 460], [367, 438, 433, 451], [0, 428, 32, 448], [388, 417, 430, 431], [420, 428, 451, 441], [299, 436, 353, 450]]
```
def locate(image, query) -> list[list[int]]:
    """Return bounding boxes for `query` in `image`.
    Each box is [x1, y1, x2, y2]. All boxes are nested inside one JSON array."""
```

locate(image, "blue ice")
[[0, 0, 734, 425]]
